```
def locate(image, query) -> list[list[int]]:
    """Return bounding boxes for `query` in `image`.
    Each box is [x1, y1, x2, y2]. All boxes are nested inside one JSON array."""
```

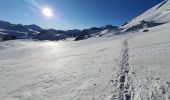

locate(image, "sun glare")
[[42, 7, 53, 17]]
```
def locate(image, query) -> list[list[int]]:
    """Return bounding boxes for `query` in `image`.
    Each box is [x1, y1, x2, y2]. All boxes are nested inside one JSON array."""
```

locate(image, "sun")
[[42, 7, 53, 17]]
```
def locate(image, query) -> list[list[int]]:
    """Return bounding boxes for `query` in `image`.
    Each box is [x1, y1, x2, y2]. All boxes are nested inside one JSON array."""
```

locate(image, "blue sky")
[[0, 0, 163, 30]]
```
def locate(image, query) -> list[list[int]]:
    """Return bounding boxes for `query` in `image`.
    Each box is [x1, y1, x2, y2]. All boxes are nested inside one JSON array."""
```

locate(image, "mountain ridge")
[[0, 20, 118, 41], [1, 0, 170, 41]]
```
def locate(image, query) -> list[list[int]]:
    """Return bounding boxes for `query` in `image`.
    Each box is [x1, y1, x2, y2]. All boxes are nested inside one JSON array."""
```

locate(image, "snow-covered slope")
[[128, 23, 170, 100], [1, 22, 170, 100], [122, 0, 170, 32], [0, 36, 125, 100]]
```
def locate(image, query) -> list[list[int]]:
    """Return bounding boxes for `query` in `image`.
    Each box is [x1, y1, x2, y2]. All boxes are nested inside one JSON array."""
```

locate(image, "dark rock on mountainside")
[[0, 34, 16, 41], [25, 24, 44, 32], [125, 20, 164, 32]]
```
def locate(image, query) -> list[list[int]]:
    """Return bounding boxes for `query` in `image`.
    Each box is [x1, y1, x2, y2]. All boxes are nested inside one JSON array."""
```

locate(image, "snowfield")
[[1, 23, 170, 100], [0, 36, 125, 100]]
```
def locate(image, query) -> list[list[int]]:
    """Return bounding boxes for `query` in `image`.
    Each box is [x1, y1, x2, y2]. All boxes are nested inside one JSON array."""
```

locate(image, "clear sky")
[[0, 0, 163, 30]]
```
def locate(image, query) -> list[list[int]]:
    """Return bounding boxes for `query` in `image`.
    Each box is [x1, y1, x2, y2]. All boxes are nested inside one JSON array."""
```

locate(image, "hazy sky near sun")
[[0, 0, 163, 30]]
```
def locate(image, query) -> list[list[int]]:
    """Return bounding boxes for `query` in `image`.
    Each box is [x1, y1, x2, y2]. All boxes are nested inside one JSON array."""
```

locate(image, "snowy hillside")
[[128, 23, 170, 100], [122, 0, 170, 32]]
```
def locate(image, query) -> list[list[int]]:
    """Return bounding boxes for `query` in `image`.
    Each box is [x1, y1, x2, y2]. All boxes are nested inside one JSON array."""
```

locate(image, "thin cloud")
[[24, 0, 42, 15], [26, 5, 37, 14], [24, 0, 41, 9]]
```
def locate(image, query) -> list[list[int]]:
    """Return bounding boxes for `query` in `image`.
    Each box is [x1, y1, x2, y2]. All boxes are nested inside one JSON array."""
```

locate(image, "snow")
[[128, 23, 170, 99], [0, 36, 125, 100], [122, 0, 170, 30], [1, 0, 170, 100], [1, 22, 170, 100]]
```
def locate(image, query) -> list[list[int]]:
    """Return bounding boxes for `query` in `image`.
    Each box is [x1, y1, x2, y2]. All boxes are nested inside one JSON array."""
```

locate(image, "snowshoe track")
[[112, 39, 135, 100]]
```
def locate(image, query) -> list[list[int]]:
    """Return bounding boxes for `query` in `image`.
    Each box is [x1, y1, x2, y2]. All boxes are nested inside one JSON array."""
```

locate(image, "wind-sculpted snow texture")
[[127, 23, 170, 100], [0, 36, 126, 100]]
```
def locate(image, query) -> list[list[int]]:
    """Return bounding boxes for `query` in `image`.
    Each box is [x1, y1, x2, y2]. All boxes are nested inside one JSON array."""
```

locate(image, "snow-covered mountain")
[[73, 25, 119, 41], [0, 21, 43, 33], [122, 0, 170, 32], [0, 21, 44, 41], [34, 29, 68, 40], [0, 20, 118, 41], [1, 0, 170, 41]]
